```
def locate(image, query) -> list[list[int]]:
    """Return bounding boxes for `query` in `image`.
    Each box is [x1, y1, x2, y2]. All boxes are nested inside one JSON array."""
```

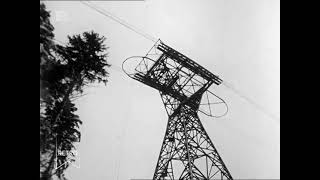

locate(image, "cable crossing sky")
[[78, 0, 279, 123]]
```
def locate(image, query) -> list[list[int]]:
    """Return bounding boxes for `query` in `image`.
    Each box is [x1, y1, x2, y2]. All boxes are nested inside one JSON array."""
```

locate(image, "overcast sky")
[[44, 0, 280, 179]]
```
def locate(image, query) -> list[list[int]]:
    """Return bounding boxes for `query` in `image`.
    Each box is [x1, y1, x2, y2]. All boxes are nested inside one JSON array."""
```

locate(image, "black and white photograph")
[[40, 0, 280, 179]]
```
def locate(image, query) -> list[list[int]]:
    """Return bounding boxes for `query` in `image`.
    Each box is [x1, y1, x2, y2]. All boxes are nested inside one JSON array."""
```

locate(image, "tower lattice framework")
[[123, 40, 233, 180]]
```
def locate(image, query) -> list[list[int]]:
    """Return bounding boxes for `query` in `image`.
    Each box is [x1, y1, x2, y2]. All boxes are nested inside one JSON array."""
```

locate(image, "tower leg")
[[153, 107, 233, 180]]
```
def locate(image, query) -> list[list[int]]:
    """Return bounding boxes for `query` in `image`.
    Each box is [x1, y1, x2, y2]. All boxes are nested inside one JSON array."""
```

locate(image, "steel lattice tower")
[[123, 40, 233, 180]]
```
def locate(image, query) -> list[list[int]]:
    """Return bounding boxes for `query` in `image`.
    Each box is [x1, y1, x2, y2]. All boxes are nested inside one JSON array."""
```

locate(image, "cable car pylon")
[[123, 40, 233, 180]]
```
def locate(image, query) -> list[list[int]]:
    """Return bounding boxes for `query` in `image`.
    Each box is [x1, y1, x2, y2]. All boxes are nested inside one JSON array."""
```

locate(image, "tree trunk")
[[41, 77, 78, 179], [41, 148, 56, 180], [53, 80, 76, 123]]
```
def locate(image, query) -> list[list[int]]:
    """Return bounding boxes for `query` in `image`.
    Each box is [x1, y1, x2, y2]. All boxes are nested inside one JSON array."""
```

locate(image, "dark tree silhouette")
[[40, 3, 57, 178], [40, 3, 111, 180]]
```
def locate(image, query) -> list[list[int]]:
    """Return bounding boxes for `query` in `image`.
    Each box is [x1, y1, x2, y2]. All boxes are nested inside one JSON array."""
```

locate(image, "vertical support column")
[[153, 99, 233, 180]]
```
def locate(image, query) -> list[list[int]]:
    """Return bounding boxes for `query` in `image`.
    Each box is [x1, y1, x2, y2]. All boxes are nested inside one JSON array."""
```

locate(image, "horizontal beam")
[[157, 42, 223, 85]]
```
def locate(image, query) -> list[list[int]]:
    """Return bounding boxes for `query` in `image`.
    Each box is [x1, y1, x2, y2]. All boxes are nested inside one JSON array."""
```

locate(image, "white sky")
[[44, 0, 280, 179]]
